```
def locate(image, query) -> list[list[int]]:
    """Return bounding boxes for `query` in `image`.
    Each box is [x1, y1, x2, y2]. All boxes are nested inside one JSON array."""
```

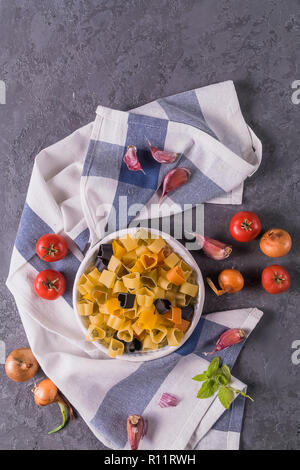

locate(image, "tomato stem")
[[42, 244, 59, 259], [42, 277, 59, 292], [241, 219, 253, 231]]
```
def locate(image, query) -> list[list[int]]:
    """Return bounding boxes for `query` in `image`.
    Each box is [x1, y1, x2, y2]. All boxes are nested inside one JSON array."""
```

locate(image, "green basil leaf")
[[221, 364, 231, 382], [218, 385, 235, 409], [192, 372, 207, 382], [206, 357, 220, 378], [197, 379, 218, 399], [217, 374, 229, 385]]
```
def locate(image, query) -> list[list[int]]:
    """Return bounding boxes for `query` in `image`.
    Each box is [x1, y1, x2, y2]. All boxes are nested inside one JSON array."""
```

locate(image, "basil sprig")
[[192, 357, 253, 409]]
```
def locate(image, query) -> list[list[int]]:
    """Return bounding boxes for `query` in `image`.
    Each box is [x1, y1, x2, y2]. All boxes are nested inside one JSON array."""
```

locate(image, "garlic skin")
[[204, 328, 246, 356], [146, 138, 178, 164], [123, 146, 145, 174], [127, 414, 146, 450], [193, 233, 232, 260], [160, 168, 191, 203]]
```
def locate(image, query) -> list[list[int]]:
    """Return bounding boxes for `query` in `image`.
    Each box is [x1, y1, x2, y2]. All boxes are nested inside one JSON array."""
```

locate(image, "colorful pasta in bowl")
[[73, 228, 204, 361]]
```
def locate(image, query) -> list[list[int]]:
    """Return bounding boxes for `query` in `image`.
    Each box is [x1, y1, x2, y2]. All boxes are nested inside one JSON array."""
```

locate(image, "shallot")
[[5, 348, 39, 383], [127, 414, 146, 450], [33, 378, 74, 434]]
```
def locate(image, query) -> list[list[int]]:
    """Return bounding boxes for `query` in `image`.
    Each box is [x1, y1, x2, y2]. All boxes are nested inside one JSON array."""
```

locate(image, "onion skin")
[[5, 348, 39, 383], [260, 229, 292, 258]]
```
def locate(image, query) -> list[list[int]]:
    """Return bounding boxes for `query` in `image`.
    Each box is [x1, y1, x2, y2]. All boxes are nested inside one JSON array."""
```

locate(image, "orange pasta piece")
[[166, 266, 185, 286], [157, 249, 165, 265], [164, 306, 182, 324], [140, 253, 158, 270], [174, 319, 190, 333]]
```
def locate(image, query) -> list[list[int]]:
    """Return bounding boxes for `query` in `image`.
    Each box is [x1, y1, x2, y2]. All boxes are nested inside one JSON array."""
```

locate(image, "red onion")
[[158, 392, 178, 408]]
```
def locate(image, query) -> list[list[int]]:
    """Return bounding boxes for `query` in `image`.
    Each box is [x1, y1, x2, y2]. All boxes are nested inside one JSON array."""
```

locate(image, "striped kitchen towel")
[[6, 80, 263, 449]]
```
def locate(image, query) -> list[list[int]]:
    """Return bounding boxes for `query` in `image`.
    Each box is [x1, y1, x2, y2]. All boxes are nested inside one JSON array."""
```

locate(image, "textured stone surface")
[[0, 0, 299, 450]]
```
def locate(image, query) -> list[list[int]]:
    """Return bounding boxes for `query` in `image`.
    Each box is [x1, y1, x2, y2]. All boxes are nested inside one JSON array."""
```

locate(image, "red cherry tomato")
[[36, 234, 68, 262], [34, 270, 66, 300], [229, 211, 262, 242], [261, 265, 290, 294]]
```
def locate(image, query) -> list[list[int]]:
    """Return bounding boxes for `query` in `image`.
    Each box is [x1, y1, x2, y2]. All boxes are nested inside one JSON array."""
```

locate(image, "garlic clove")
[[123, 146, 145, 174], [204, 328, 246, 355], [146, 138, 178, 164], [160, 168, 191, 203], [192, 233, 232, 260]]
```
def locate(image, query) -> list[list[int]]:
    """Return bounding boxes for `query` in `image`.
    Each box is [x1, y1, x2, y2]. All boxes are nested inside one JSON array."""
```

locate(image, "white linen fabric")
[[7, 80, 263, 449]]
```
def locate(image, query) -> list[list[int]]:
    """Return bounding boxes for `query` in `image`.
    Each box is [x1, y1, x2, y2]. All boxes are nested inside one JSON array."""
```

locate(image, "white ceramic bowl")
[[73, 227, 204, 361]]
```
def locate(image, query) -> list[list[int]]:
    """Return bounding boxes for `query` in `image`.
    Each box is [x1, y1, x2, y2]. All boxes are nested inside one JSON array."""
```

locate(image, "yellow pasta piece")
[[123, 301, 138, 319], [148, 237, 166, 254], [179, 260, 193, 280], [130, 260, 144, 274], [106, 314, 126, 330], [165, 289, 177, 304], [138, 305, 157, 329], [164, 252, 180, 268], [141, 270, 157, 288], [112, 240, 126, 259], [117, 322, 134, 342], [99, 269, 116, 289], [82, 292, 96, 302], [87, 267, 102, 284], [108, 338, 125, 358], [77, 274, 96, 295], [149, 325, 167, 344], [86, 325, 106, 341], [116, 264, 129, 279], [112, 280, 127, 295], [122, 250, 137, 268], [106, 298, 122, 315], [180, 282, 199, 297], [132, 319, 145, 336], [99, 303, 109, 314], [157, 276, 172, 290], [107, 255, 122, 273], [91, 285, 108, 304], [136, 287, 155, 308], [135, 245, 151, 257], [151, 286, 166, 299], [89, 313, 106, 326], [122, 272, 141, 290], [166, 327, 184, 346], [119, 234, 138, 252], [77, 300, 94, 316], [176, 292, 191, 307], [142, 334, 158, 351], [134, 228, 151, 242]]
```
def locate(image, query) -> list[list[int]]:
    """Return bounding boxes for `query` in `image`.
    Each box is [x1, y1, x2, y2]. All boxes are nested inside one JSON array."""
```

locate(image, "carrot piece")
[[166, 266, 185, 286]]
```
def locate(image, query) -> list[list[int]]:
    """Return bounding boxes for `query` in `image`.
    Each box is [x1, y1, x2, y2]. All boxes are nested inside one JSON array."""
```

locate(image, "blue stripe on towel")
[[158, 90, 218, 140], [213, 393, 246, 433], [15, 203, 80, 307], [82, 141, 125, 180], [90, 354, 181, 448], [105, 114, 169, 230], [74, 227, 90, 253]]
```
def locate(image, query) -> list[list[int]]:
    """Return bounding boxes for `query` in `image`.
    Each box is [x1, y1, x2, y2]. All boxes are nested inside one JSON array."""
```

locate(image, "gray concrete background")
[[0, 0, 299, 450]]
